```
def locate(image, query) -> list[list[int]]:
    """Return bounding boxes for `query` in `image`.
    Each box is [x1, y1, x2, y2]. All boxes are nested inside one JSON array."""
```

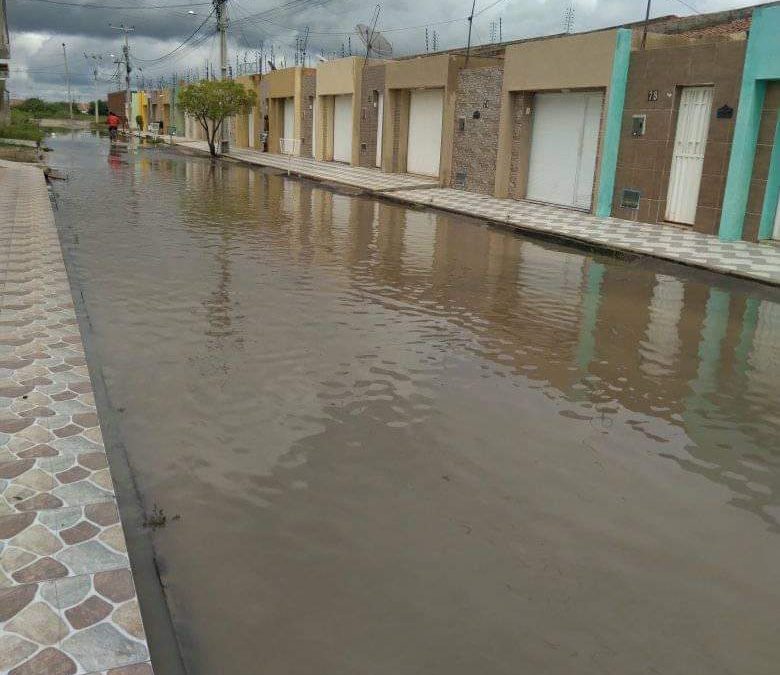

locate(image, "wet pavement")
[[50, 132, 780, 675]]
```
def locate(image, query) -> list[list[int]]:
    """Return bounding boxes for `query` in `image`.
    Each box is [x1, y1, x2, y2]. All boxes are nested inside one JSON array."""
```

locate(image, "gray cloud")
[[5, 0, 752, 100]]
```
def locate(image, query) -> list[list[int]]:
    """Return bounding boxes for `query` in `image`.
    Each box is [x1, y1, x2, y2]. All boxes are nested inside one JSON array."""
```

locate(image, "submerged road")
[[49, 132, 780, 675]]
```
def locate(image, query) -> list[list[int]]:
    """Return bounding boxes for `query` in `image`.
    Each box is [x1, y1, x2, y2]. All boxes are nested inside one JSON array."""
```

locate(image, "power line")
[[20, 0, 211, 9], [134, 6, 216, 63]]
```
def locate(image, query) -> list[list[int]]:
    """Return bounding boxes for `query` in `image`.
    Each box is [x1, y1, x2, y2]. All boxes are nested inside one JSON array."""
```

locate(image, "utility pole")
[[110, 24, 135, 144], [641, 0, 652, 49], [84, 52, 102, 126], [465, 0, 477, 66], [214, 0, 229, 154], [62, 43, 73, 119]]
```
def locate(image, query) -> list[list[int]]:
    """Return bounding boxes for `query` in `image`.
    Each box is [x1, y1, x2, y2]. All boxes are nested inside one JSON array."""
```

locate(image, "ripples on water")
[[53, 133, 780, 675]]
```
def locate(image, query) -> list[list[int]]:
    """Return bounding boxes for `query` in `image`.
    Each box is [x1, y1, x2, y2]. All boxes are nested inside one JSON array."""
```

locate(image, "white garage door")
[[407, 88, 444, 177], [527, 91, 603, 210], [282, 97, 295, 141], [333, 94, 353, 163]]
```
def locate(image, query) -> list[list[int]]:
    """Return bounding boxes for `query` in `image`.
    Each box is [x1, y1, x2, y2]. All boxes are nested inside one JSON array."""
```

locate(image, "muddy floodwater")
[[50, 133, 780, 675]]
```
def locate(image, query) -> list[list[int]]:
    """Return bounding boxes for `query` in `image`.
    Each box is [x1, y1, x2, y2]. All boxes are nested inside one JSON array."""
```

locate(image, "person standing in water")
[[107, 111, 121, 142]]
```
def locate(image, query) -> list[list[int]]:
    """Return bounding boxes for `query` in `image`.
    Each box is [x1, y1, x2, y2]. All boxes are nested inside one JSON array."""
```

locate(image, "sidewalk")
[[172, 138, 780, 286], [0, 160, 153, 674]]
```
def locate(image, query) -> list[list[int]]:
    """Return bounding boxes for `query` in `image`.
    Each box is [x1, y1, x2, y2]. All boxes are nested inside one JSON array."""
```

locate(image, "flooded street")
[[51, 132, 780, 675]]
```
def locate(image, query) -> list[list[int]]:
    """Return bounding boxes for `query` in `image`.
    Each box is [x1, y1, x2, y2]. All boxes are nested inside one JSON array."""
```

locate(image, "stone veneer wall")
[[450, 66, 504, 194], [612, 40, 745, 236], [300, 72, 316, 158], [359, 65, 385, 168], [743, 81, 780, 240]]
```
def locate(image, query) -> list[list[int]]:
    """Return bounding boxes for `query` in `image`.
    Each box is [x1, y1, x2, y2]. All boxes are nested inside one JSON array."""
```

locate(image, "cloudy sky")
[[5, 0, 755, 101]]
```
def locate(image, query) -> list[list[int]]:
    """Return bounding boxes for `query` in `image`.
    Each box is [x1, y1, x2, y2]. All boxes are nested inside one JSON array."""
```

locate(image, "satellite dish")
[[355, 23, 392, 58]]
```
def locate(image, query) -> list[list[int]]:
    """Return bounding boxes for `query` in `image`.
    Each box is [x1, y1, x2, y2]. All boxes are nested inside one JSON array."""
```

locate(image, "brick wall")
[[358, 64, 385, 168], [107, 91, 126, 123], [611, 40, 745, 236], [451, 66, 504, 194], [744, 81, 779, 241], [300, 72, 316, 158]]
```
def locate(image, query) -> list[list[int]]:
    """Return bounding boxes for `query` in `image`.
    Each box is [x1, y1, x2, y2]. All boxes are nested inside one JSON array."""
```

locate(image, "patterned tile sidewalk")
[[0, 160, 153, 674], [171, 139, 780, 286], [174, 139, 439, 191]]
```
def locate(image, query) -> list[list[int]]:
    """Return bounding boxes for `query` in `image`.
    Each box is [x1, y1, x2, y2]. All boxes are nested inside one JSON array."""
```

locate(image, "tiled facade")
[[612, 38, 746, 236]]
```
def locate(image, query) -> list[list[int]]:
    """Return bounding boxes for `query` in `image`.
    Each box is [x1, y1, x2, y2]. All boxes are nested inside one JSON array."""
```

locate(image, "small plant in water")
[[143, 503, 181, 530]]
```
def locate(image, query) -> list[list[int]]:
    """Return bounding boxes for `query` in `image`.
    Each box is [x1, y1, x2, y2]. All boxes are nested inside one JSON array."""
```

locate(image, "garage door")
[[282, 97, 295, 141], [526, 91, 603, 210], [333, 94, 353, 163], [407, 89, 443, 177]]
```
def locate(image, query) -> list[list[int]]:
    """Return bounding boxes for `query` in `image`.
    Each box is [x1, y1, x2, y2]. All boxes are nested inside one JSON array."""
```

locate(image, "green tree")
[[89, 100, 109, 116], [178, 79, 254, 157]]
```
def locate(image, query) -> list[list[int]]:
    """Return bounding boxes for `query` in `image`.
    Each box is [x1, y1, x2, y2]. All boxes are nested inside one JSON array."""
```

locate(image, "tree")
[[88, 100, 109, 116], [178, 80, 254, 157]]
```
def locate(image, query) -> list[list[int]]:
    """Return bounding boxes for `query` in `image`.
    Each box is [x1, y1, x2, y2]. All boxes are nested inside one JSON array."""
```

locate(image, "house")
[[612, 9, 750, 235], [259, 66, 316, 156], [382, 53, 500, 183]]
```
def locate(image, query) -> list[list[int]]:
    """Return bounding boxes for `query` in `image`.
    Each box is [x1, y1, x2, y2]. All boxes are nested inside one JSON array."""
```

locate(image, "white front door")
[[773, 191, 780, 240], [407, 88, 444, 177], [526, 91, 603, 210], [283, 97, 295, 140], [375, 92, 384, 168], [333, 94, 353, 163], [666, 86, 714, 225], [248, 110, 255, 148]]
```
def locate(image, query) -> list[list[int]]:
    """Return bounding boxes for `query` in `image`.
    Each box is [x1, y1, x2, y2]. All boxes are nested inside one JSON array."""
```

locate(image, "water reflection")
[[51, 133, 780, 675]]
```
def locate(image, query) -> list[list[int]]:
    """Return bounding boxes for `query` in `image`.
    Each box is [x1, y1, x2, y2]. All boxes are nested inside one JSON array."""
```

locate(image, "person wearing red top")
[[107, 111, 121, 142]]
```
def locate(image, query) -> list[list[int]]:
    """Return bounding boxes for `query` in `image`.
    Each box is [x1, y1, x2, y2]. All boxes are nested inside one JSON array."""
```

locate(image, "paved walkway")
[[171, 138, 780, 286], [0, 160, 153, 674]]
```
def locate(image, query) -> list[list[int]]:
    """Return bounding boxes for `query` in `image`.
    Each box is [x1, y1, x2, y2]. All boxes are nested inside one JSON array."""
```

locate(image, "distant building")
[[0, 0, 10, 124]]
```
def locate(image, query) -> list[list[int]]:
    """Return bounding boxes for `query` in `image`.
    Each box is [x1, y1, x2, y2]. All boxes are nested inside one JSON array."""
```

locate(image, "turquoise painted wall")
[[758, 118, 780, 239], [719, 5, 780, 241], [595, 28, 631, 218]]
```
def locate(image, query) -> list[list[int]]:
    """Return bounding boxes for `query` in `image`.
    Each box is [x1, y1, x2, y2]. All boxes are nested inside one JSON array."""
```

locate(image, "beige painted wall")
[[502, 29, 618, 91], [494, 30, 619, 200], [264, 68, 298, 99], [316, 57, 359, 96]]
